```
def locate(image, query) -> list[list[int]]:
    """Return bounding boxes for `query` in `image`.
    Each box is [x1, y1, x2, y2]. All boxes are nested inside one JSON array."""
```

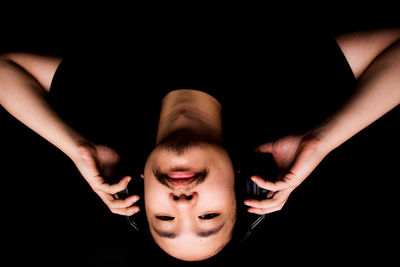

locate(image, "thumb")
[[254, 142, 274, 153]]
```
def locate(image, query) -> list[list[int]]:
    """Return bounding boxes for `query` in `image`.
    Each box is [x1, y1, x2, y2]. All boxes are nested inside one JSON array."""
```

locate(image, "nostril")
[[172, 194, 194, 201]]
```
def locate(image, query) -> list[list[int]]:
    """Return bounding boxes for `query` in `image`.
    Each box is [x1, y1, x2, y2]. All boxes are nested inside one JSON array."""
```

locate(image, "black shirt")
[[46, 35, 356, 265], [48, 33, 355, 170]]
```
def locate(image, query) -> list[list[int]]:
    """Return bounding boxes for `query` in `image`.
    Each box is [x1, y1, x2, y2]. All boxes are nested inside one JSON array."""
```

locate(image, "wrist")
[[62, 131, 94, 162], [303, 125, 334, 157]]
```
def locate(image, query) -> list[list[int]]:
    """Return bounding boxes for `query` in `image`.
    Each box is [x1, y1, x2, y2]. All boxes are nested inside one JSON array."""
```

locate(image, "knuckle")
[[269, 197, 280, 205], [274, 140, 289, 155], [274, 202, 285, 212], [110, 208, 118, 214], [258, 209, 268, 215], [275, 205, 283, 211], [111, 200, 125, 209], [107, 201, 117, 209], [128, 207, 139, 215], [123, 198, 133, 206], [91, 184, 102, 192], [254, 201, 265, 208], [93, 184, 111, 194], [269, 208, 280, 213]]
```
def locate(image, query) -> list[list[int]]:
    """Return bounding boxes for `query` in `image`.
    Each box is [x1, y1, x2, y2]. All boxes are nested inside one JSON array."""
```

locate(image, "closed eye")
[[198, 213, 220, 220], [156, 215, 174, 221]]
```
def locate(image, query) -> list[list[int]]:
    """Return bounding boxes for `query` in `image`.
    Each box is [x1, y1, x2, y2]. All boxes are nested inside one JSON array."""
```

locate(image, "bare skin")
[[143, 89, 236, 261], [1, 27, 399, 261], [244, 28, 400, 214]]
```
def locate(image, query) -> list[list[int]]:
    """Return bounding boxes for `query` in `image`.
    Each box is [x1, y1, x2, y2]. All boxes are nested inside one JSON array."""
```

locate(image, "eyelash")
[[156, 216, 174, 221], [156, 213, 219, 221], [199, 213, 219, 220]]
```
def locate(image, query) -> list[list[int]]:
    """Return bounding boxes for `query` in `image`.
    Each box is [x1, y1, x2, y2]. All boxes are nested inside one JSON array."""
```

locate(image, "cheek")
[[199, 183, 236, 209], [144, 178, 171, 211]]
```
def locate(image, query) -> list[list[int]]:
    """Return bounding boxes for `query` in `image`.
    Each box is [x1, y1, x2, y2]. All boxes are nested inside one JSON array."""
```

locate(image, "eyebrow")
[[153, 222, 225, 239], [197, 223, 225, 238], [153, 227, 177, 239]]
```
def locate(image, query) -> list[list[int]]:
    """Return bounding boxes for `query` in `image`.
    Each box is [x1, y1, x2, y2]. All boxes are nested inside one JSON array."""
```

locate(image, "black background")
[[1, 7, 399, 266]]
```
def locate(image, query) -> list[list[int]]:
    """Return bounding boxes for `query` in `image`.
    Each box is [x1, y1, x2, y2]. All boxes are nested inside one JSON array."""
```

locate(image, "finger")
[[246, 199, 287, 214], [94, 175, 132, 194], [97, 192, 140, 210], [108, 194, 140, 209], [115, 194, 140, 208], [247, 205, 283, 215], [251, 175, 290, 191], [111, 206, 140, 216], [246, 207, 268, 215], [254, 142, 274, 153], [244, 197, 281, 209], [244, 190, 292, 209], [96, 190, 115, 205]]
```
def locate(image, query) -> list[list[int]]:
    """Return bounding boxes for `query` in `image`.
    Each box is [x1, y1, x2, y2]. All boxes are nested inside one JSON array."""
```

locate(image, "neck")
[[156, 89, 223, 145]]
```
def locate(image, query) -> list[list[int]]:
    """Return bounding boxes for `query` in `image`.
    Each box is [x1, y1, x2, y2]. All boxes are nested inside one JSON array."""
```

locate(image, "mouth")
[[167, 171, 198, 179], [166, 171, 199, 187], [153, 169, 209, 189]]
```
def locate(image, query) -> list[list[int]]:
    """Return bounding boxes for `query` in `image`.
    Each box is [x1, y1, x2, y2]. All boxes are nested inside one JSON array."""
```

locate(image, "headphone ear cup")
[[234, 152, 278, 243], [116, 175, 145, 232], [126, 176, 145, 231], [245, 175, 269, 200], [112, 155, 147, 232]]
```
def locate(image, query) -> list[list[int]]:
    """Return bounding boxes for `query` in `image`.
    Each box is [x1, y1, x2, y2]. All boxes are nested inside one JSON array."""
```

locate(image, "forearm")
[[314, 40, 400, 152], [0, 57, 88, 159]]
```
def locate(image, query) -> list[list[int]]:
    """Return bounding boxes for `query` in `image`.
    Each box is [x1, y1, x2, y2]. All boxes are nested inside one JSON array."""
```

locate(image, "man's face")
[[143, 139, 236, 261]]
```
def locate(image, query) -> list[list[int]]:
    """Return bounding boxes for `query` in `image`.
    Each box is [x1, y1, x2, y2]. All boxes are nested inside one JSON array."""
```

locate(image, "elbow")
[[394, 27, 400, 41], [336, 27, 400, 80], [0, 52, 16, 62], [0, 53, 12, 65], [384, 27, 400, 50]]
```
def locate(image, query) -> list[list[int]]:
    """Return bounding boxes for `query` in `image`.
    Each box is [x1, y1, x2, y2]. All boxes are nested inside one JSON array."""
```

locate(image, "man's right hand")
[[71, 143, 140, 216]]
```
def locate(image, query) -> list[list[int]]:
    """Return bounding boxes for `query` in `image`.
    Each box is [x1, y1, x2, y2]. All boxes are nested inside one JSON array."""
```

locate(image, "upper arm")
[[3, 52, 62, 93], [335, 27, 400, 79]]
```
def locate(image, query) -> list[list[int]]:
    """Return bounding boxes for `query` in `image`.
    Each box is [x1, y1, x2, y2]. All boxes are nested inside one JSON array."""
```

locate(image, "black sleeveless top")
[[46, 35, 356, 264], [48, 35, 355, 176]]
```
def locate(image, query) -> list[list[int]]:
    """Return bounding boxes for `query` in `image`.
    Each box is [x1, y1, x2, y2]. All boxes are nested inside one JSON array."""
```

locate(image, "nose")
[[170, 192, 198, 206]]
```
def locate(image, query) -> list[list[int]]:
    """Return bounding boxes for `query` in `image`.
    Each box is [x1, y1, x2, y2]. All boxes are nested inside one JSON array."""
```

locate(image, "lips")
[[153, 169, 208, 189], [166, 171, 198, 187], [167, 171, 197, 179]]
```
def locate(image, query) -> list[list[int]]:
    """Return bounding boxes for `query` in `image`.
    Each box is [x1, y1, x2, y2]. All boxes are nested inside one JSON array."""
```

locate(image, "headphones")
[[117, 152, 277, 243]]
